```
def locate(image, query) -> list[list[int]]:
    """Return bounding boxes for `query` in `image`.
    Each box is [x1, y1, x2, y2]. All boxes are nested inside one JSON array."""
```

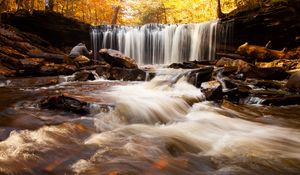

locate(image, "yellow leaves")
[[3, 0, 237, 25]]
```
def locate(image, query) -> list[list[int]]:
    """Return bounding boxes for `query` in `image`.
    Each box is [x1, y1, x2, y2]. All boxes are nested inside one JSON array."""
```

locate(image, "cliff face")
[[1, 10, 91, 51], [220, 0, 300, 50]]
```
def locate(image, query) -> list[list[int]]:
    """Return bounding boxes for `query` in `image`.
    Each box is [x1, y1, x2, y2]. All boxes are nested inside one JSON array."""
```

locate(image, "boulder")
[[216, 57, 289, 80], [286, 71, 300, 92], [99, 49, 138, 69], [95, 66, 111, 79], [74, 71, 96, 81], [222, 80, 252, 104], [109, 67, 146, 81], [201, 81, 223, 102], [187, 67, 214, 88], [40, 95, 90, 115], [73, 55, 91, 66]]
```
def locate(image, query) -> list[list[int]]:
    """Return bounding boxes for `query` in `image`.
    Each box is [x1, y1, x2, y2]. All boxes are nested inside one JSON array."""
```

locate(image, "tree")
[[111, 5, 120, 24], [46, 0, 54, 11], [217, 0, 225, 18]]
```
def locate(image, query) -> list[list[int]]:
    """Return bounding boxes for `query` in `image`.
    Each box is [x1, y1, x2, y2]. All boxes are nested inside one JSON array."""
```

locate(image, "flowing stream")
[[0, 68, 300, 175]]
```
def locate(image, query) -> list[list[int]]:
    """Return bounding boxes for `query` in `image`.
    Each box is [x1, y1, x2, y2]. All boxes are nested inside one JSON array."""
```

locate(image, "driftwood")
[[236, 42, 292, 61], [27, 52, 66, 64]]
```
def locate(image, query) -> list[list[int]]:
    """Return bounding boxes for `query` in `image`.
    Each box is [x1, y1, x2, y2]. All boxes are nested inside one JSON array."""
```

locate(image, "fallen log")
[[27, 52, 66, 64], [236, 42, 289, 61]]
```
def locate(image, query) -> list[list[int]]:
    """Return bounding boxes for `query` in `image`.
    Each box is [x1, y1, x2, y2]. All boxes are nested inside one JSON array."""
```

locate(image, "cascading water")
[[1, 68, 300, 174], [90, 21, 233, 65]]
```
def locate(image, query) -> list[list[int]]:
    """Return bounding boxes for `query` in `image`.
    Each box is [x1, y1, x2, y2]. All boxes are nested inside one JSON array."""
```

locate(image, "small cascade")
[[91, 21, 233, 65]]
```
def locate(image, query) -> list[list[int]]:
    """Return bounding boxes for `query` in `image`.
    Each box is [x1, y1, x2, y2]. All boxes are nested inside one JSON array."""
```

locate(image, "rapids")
[[0, 69, 300, 175]]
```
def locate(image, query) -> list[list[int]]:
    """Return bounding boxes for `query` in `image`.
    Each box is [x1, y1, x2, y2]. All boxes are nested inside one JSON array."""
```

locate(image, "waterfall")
[[91, 20, 233, 65]]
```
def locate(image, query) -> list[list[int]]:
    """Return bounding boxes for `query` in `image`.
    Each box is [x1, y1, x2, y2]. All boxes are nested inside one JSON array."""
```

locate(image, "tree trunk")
[[31, 0, 34, 12], [111, 5, 120, 25], [217, 0, 225, 18], [17, 0, 21, 10], [66, 0, 69, 16], [46, 0, 54, 11], [71, 0, 74, 16]]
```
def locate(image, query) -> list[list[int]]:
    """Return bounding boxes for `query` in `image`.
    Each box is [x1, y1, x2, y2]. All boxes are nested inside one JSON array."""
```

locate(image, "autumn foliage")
[[0, 0, 280, 25]]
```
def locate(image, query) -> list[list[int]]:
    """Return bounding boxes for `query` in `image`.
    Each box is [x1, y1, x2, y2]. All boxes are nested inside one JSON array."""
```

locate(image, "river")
[[0, 68, 300, 175]]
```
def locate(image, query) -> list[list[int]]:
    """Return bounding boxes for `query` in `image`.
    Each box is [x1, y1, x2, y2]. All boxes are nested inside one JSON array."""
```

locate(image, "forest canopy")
[[0, 0, 286, 25]]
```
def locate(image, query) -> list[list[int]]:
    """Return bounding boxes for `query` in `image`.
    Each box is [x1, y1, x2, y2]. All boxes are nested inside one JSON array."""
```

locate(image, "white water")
[[1, 70, 300, 174], [91, 21, 233, 65]]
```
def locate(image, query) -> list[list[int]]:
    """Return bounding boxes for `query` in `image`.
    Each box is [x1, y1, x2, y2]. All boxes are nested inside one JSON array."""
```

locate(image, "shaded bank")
[[220, 0, 300, 50], [1, 10, 91, 51]]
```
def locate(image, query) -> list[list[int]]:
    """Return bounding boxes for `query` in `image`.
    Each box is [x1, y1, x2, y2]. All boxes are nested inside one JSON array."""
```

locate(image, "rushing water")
[[91, 21, 234, 64], [0, 69, 300, 175]]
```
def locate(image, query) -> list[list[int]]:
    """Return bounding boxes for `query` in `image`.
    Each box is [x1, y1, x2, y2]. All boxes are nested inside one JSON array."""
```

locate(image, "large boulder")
[[40, 95, 90, 115], [216, 57, 289, 80], [286, 71, 300, 92], [99, 49, 138, 69]]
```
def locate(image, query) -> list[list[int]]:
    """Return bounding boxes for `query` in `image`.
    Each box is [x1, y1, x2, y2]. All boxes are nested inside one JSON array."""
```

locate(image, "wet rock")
[[74, 70, 95, 81], [20, 58, 44, 70], [216, 57, 289, 80], [286, 71, 300, 92], [255, 59, 298, 71], [96, 66, 146, 81], [40, 95, 90, 115], [246, 79, 283, 89], [261, 95, 300, 106], [216, 57, 251, 70], [37, 64, 77, 76], [244, 67, 289, 80], [73, 55, 91, 67], [99, 49, 138, 69], [168, 62, 199, 69], [201, 81, 223, 102], [109, 67, 146, 81], [187, 67, 214, 88], [0, 46, 27, 59], [95, 66, 111, 79], [0, 63, 16, 77], [0, 52, 21, 70], [222, 80, 252, 104]]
